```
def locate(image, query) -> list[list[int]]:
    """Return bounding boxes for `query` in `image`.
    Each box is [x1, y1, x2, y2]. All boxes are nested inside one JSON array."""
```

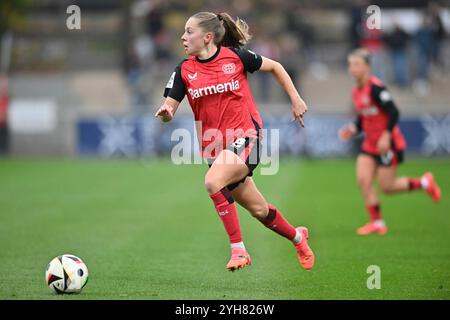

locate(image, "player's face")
[[348, 55, 370, 82], [181, 18, 207, 56]]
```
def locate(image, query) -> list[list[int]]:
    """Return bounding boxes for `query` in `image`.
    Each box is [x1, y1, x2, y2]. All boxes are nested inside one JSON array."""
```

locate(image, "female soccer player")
[[155, 12, 314, 271], [339, 48, 442, 236]]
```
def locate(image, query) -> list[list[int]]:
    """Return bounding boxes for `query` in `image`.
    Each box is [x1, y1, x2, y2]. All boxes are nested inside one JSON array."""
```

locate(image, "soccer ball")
[[45, 254, 89, 294]]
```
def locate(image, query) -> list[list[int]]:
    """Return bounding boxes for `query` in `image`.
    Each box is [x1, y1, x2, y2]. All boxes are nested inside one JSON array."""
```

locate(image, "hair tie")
[[217, 13, 223, 21]]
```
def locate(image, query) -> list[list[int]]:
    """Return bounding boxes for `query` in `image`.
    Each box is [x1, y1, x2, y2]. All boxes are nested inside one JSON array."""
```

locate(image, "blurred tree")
[[0, 0, 30, 72], [0, 0, 30, 35]]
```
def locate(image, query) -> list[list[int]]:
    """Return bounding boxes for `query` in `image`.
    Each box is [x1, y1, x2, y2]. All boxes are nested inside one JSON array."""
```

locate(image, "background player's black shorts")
[[360, 149, 404, 167], [207, 133, 262, 192]]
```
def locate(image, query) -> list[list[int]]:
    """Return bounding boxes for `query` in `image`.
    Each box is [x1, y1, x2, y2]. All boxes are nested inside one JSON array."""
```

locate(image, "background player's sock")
[[210, 187, 242, 245], [420, 176, 429, 189], [292, 229, 302, 244], [259, 204, 298, 242], [373, 219, 386, 227], [408, 177, 423, 191], [366, 204, 382, 222], [230, 242, 245, 250]]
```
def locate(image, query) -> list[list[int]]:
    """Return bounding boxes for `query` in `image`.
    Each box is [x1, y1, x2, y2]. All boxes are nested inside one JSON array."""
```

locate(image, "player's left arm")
[[259, 57, 308, 127], [371, 84, 400, 153], [232, 47, 307, 127]]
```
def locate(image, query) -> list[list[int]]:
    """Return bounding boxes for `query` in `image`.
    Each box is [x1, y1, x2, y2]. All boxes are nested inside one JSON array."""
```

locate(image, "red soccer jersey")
[[164, 46, 263, 158], [352, 76, 406, 155], [0, 95, 8, 127]]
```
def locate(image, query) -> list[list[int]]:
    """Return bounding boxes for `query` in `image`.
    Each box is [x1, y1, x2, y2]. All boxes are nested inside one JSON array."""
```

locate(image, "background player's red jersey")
[[352, 76, 406, 155], [164, 46, 263, 158]]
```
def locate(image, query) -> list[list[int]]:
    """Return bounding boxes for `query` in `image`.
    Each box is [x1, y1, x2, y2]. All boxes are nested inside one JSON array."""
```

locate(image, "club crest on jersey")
[[222, 63, 236, 74], [188, 72, 198, 81]]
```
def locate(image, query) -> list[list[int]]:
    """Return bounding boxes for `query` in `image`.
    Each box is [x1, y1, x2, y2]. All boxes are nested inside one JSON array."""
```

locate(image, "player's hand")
[[155, 104, 174, 122], [291, 97, 308, 128], [377, 130, 391, 154], [339, 123, 357, 141]]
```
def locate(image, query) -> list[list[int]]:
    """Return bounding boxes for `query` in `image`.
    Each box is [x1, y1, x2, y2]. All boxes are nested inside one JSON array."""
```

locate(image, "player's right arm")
[[155, 60, 186, 122], [339, 116, 361, 141], [155, 97, 180, 122]]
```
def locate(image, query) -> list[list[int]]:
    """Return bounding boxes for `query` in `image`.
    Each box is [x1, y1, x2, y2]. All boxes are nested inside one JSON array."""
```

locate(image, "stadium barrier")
[[77, 113, 450, 158]]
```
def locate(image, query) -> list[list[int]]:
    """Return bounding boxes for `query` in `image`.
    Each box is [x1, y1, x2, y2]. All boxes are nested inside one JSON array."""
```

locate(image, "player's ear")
[[203, 32, 213, 44]]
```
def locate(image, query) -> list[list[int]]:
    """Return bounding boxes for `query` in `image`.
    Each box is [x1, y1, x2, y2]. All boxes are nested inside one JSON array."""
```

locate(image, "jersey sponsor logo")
[[166, 72, 175, 89], [362, 95, 370, 106], [222, 63, 236, 74], [360, 106, 379, 116], [188, 79, 240, 99], [188, 72, 198, 81]]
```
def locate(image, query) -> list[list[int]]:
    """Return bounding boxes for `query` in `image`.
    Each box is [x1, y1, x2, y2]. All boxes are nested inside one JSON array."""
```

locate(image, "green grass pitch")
[[0, 157, 449, 299]]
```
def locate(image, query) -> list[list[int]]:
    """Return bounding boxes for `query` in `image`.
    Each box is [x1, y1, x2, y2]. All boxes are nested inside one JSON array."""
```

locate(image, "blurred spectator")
[[250, 36, 280, 101], [125, 43, 147, 109], [125, 43, 141, 85], [278, 33, 302, 92], [145, 1, 172, 63], [359, 16, 385, 80], [413, 3, 447, 96], [383, 25, 410, 87], [146, 1, 164, 38], [348, 0, 387, 80], [153, 29, 173, 62], [428, 1, 446, 69], [0, 74, 9, 156], [348, 0, 367, 49], [285, 4, 314, 89], [414, 12, 435, 96]]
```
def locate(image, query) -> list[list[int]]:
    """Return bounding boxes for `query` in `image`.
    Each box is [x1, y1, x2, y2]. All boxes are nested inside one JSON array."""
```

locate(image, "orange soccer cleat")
[[422, 172, 441, 203], [226, 248, 251, 271], [357, 221, 388, 235], [294, 227, 315, 270]]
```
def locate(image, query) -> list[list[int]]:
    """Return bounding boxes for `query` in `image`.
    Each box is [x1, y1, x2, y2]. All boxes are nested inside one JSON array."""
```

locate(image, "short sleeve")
[[163, 61, 186, 102], [371, 83, 399, 131], [371, 84, 393, 107], [230, 48, 263, 73]]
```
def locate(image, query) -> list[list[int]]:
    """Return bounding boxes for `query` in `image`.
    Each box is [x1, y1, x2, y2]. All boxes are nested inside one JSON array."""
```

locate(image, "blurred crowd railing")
[[1, 0, 450, 157]]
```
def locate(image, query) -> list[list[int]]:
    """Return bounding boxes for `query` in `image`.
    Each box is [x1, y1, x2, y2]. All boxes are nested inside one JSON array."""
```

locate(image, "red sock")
[[260, 204, 296, 241], [366, 204, 382, 222], [408, 178, 422, 190], [210, 188, 242, 244]]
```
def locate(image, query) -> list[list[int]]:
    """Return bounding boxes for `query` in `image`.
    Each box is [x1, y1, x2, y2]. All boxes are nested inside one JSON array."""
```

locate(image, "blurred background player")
[[155, 12, 314, 271], [339, 48, 442, 236]]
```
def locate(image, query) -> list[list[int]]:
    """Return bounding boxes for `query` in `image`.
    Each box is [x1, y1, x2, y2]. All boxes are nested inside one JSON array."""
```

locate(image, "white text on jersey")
[[188, 79, 240, 99]]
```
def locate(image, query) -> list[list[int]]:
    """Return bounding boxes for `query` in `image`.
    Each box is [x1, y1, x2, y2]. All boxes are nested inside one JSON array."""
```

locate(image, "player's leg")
[[356, 154, 387, 235], [205, 149, 251, 271], [377, 164, 407, 194], [378, 164, 441, 202], [230, 177, 314, 270]]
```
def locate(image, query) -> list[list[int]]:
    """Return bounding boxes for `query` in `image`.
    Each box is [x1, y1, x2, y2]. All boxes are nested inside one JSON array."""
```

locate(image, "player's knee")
[[204, 176, 222, 194], [380, 183, 395, 194], [357, 177, 371, 191], [249, 203, 269, 220]]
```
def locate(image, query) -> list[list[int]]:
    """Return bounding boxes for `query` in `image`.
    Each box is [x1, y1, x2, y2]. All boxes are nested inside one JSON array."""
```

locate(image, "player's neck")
[[357, 74, 371, 87], [197, 44, 219, 61]]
